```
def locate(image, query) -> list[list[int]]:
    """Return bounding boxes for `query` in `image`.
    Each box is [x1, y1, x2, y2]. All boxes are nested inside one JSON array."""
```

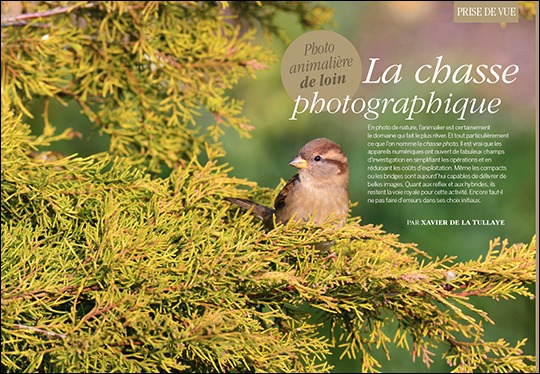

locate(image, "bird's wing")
[[274, 173, 300, 210]]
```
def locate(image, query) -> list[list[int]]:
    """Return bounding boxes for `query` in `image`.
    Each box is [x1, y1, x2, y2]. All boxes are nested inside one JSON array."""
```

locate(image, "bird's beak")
[[289, 155, 308, 169]]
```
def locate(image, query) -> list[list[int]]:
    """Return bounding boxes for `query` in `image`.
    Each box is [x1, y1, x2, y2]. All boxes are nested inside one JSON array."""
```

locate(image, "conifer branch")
[[1, 2, 535, 373], [1, 2, 97, 27], [12, 324, 67, 339]]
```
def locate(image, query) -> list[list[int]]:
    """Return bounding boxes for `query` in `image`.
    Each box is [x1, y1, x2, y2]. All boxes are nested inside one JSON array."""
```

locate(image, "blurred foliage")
[[518, 1, 537, 19], [1, 1, 537, 373]]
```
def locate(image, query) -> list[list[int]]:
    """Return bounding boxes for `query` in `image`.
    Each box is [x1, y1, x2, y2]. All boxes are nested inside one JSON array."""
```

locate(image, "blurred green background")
[[24, 1, 536, 372]]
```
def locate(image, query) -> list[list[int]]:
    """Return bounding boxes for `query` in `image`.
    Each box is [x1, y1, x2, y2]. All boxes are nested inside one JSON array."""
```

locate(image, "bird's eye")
[[314, 155, 322, 162]]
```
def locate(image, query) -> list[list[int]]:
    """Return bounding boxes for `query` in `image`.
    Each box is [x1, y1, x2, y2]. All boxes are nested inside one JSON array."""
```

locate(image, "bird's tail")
[[224, 197, 275, 229]]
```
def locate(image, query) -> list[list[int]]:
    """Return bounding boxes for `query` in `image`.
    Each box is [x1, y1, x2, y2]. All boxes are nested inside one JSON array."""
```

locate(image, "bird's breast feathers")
[[277, 177, 348, 225]]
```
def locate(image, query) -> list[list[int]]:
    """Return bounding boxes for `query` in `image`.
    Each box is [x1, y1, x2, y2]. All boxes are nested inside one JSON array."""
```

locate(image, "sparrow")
[[225, 138, 349, 230]]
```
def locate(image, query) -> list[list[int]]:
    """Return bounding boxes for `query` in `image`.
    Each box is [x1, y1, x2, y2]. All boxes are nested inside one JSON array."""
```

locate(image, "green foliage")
[[1, 1, 536, 373], [2, 1, 299, 172]]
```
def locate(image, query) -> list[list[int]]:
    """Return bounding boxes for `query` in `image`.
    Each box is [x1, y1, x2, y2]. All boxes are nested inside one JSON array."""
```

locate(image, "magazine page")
[[223, 1, 537, 372], [1, 1, 536, 373]]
